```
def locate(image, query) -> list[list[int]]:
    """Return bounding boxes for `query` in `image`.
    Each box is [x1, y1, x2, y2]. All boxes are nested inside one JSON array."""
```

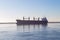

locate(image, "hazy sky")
[[0, 0, 60, 22]]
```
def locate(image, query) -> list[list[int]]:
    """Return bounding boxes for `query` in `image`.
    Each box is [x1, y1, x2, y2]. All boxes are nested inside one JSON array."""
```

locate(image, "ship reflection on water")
[[17, 24, 48, 32]]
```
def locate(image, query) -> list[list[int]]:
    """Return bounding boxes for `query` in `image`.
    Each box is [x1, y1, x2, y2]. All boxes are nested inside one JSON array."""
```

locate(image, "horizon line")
[[0, 22, 60, 24]]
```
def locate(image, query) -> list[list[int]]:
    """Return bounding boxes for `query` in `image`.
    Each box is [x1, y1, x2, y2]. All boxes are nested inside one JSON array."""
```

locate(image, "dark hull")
[[16, 20, 48, 25]]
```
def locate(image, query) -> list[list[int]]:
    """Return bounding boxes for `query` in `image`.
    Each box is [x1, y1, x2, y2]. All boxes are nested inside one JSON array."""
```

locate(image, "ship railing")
[[23, 17, 40, 21]]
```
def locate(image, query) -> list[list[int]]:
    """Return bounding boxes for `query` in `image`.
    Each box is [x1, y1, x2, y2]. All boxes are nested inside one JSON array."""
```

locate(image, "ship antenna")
[[28, 17, 30, 20], [38, 17, 40, 21], [33, 17, 35, 20], [23, 17, 24, 20]]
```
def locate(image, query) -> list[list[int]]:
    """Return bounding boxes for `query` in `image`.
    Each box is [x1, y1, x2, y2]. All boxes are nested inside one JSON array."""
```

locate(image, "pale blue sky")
[[0, 0, 60, 22]]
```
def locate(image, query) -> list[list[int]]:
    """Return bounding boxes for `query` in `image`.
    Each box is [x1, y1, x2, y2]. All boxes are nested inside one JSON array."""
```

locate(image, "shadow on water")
[[16, 24, 48, 32], [16, 24, 49, 40]]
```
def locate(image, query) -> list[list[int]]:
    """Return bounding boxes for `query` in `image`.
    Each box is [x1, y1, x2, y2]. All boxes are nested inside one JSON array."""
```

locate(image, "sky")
[[0, 0, 60, 22]]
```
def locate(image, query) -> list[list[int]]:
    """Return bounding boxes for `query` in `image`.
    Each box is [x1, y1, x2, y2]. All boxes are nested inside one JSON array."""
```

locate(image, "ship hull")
[[16, 20, 48, 25]]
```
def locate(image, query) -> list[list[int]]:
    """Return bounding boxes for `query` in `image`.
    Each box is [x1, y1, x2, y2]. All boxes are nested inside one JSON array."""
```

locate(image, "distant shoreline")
[[0, 22, 16, 24], [48, 22, 60, 23]]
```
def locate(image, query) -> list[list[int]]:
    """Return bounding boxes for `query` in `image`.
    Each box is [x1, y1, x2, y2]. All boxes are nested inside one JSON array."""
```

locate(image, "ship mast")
[[23, 17, 25, 20]]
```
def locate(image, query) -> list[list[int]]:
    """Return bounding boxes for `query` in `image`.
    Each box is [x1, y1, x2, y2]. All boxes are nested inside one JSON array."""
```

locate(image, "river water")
[[0, 23, 60, 40]]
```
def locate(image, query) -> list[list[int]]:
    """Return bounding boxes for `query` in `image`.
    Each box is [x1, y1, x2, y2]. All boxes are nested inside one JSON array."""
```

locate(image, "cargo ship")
[[16, 17, 48, 25]]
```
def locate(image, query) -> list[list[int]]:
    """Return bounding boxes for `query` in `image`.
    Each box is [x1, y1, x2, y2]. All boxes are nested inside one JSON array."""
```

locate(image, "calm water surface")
[[0, 23, 60, 40]]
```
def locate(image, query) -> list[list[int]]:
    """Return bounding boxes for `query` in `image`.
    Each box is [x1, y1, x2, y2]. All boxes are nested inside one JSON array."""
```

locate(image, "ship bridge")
[[42, 17, 48, 22]]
